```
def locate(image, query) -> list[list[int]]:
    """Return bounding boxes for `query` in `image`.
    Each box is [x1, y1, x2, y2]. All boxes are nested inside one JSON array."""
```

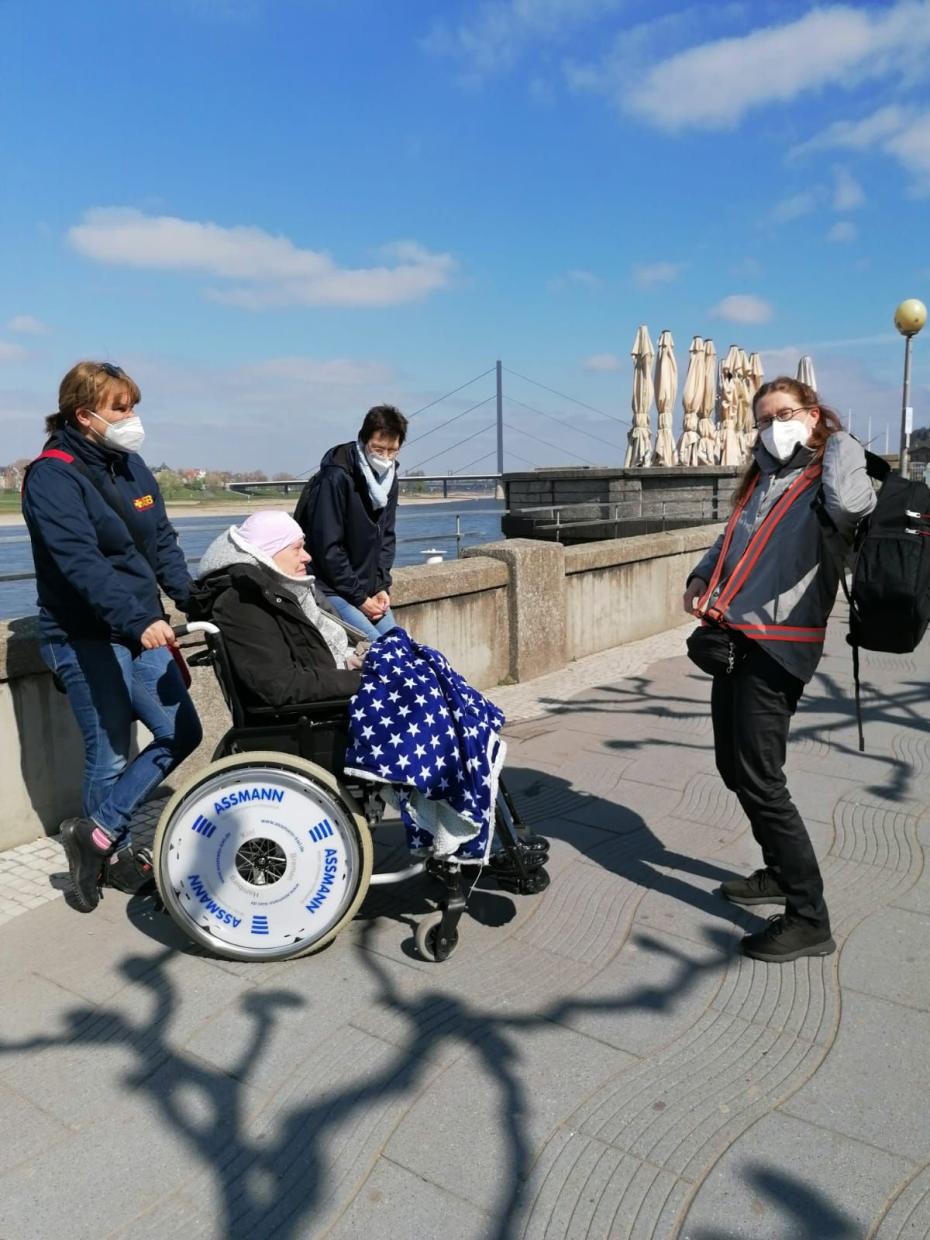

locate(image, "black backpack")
[[823, 451, 930, 748]]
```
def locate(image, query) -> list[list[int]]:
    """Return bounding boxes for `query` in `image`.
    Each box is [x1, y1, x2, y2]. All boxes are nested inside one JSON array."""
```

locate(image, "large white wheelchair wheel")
[[153, 752, 373, 961]]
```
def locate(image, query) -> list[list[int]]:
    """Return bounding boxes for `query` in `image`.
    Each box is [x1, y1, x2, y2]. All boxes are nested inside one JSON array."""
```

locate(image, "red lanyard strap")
[[698, 463, 823, 624], [695, 472, 759, 615]]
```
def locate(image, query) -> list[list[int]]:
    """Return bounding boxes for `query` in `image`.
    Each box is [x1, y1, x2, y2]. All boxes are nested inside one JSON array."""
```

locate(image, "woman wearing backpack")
[[21, 361, 202, 913], [683, 377, 875, 962]]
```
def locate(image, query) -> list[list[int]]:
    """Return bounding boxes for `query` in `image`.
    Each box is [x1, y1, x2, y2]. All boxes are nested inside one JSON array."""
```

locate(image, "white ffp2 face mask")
[[760, 419, 809, 462], [91, 412, 145, 454]]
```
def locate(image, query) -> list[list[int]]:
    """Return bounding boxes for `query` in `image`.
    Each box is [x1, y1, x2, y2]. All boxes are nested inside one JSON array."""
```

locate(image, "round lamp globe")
[[894, 299, 928, 337]]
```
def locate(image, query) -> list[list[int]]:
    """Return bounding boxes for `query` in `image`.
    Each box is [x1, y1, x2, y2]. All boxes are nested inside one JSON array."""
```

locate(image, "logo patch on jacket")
[[133, 495, 154, 510]]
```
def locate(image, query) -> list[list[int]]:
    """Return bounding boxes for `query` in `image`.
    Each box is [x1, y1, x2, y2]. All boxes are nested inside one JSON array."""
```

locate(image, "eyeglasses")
[[368, 444, 402, 458], [754, 405, 812, 430]]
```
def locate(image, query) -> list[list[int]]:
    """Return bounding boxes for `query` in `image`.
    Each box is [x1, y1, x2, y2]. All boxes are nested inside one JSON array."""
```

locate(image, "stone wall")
[[503, 466, 738, 541], [0, 528, 720, 849]]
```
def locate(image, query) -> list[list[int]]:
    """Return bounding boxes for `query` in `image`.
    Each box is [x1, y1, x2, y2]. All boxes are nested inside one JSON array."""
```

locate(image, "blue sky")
[[2, 0, 928, 472]]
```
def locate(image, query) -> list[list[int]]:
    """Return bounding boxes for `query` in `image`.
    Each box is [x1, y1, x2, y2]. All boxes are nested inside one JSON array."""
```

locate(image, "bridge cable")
[[405, 419, 497, 473], [504, 366, 630, 426], [502, 421, 598, 467], [408, 367, 496, 419], [506, 395, 626, 455], [406, 395, 495, 447]]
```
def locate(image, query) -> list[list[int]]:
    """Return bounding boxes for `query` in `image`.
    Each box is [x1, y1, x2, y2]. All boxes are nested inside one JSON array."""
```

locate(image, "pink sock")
[[91, 826, 114, 852]]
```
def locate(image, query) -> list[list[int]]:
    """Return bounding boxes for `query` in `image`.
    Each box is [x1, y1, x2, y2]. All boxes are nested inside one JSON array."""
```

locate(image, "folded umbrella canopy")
[[678, 335, 704, 467], [697, 338, 718, 465], [736, 347, 755, 462], [797, 354, 817, 393], [652, 329, 678, 466], [717, 343, 743, 466], [624, 324, 655, 468]]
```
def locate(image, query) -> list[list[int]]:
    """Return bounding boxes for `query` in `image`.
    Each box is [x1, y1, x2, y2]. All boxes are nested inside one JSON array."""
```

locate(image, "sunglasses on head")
[[99, 362, 125, 378]]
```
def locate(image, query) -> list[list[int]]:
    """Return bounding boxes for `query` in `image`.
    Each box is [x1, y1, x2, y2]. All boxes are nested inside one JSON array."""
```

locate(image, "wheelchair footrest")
[[487, 834, 551, 895]]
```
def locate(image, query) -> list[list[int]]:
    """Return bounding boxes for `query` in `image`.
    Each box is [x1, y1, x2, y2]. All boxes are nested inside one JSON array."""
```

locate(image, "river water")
[[0, 499, 504, 621]]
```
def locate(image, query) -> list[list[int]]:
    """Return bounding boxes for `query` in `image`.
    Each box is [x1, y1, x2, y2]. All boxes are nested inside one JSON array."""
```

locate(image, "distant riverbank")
[[0, 490, 498, 528]]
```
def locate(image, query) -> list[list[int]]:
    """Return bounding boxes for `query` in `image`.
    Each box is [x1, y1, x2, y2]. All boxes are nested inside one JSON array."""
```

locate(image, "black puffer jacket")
[[294, 441, 398, 606], [201, 563, 361, 709]]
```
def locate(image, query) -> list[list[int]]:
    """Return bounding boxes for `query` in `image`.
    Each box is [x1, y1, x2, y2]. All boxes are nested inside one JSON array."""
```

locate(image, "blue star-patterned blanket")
[[342, 627, 506, 862]]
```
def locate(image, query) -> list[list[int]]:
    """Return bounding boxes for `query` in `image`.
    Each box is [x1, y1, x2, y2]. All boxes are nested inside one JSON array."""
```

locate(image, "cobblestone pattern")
[[0, 617, 927, 1240]]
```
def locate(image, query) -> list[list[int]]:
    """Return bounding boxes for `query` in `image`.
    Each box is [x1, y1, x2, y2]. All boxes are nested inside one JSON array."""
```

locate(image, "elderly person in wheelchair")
[[152, 512, 549, 963]]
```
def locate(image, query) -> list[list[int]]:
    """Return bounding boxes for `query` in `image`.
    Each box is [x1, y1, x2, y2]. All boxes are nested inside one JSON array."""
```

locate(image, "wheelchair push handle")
[[173, 621, 221, 639]]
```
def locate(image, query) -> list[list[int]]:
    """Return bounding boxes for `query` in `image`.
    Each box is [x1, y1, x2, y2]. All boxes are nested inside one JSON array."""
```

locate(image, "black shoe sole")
[[60, 822, 104, 913], [742, 936, 836, 963], [721, 890, 788, 907]]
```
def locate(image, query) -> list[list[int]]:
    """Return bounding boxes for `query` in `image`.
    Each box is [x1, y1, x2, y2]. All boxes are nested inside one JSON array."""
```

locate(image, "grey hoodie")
[[689, 430, 876, 682]]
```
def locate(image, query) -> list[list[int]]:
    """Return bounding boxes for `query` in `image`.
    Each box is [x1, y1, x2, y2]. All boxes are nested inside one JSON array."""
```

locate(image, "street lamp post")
[[894, 298, 927, 474]]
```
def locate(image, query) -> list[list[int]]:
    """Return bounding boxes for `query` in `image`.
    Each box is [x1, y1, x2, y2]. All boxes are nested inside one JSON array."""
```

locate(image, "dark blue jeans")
[[40, 638, 202, 843]]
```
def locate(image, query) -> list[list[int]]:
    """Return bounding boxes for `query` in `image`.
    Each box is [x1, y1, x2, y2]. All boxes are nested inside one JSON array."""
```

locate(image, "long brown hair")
[[45, 361, 142, 435], [732, 376, 844, 508]]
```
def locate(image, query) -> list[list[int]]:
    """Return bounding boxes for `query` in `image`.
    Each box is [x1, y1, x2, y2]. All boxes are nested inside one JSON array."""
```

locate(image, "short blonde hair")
[[46, 361, 142, 435]]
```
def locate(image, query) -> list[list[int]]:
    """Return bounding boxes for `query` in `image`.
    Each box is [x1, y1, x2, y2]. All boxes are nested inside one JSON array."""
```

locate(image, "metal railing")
[[226, 473, 503, 499], [511, 495, 726, 537]]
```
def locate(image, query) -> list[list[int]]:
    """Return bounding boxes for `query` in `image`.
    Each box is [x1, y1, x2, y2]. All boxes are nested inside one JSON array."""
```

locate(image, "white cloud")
[[832, 166, 864, 211], [582, 352, 622, 372], [551, 268, 603, 290], [422, 0, 622, 82], [0, 342, 28, 363], [7, 314, 47, 335], [768, 191, 819, 224], [795, 105, 930, 194], [827, 220, 858, 243], [710, 294, 773, 325], [68, 209, 457, 309], [632, 261, 682, 288], [614, 3, 930, 131]]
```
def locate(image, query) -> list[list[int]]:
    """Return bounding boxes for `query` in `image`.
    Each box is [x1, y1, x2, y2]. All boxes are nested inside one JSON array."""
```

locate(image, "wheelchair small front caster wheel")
[[415, 910, 459, 962]]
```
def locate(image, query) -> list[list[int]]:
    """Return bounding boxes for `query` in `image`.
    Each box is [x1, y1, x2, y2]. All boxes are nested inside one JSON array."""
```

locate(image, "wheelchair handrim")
[[153, 753, 372, 961]]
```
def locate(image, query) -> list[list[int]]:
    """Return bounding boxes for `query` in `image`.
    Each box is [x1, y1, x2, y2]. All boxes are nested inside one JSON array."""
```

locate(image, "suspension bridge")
[[227, 361, 631, 494]]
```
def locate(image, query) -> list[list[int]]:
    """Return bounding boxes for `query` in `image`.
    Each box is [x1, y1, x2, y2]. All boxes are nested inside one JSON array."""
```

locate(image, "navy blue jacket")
[[22, 425, 193, 645], [294, 441, 398, 606]]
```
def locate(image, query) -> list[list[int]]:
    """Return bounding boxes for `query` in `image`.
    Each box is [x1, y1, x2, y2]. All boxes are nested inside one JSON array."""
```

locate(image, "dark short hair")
[[359, 404, 408, 447]]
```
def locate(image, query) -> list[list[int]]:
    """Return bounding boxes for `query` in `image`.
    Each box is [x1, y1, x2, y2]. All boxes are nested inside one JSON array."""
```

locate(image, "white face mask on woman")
[[90, 411, 146, 454], [760, 418, 809, 463]]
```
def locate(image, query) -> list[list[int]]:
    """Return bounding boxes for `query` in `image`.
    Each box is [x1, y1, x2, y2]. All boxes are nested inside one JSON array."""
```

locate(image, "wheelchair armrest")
[[244, 697, 352, 723]]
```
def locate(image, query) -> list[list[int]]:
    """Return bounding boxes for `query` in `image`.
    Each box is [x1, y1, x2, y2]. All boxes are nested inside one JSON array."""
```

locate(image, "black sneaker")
[[720, 868, 787, 907], [741, 914, 835, 963], [59, 818, 115, 913], [104, 845, 154, 895]]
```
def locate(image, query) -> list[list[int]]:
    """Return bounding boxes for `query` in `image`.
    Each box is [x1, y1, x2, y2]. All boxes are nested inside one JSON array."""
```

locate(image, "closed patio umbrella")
[[736, 347, 755, 461], [717, 343, 743, 466], [678, 335, 704, 467], [697, 338, 718, 464], [748, 351, 764, 395], [624, 324, 655, 468], [652, 329, 678, 466], [797, 355, 817, 392]]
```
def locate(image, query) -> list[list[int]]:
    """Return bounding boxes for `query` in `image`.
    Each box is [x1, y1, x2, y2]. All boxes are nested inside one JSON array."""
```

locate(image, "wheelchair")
[[152, 622, 550, 963]]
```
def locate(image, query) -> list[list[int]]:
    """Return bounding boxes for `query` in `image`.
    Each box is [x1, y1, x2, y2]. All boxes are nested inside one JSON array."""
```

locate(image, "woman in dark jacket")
[[294, 404, 408, 641], [22, 360, 202, 913], [196, 511, 362, 709]]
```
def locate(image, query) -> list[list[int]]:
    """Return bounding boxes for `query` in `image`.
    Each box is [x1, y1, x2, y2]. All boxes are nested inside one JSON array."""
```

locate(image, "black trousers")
[[711, 642, 829, 930]]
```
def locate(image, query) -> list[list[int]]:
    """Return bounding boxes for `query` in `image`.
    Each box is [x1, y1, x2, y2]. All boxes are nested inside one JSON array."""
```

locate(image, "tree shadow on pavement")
[[0, 915, 737, 1240], [504, 763, 767, 937], [531, 662, 930, 804], [686, 1161, 861, 1239]]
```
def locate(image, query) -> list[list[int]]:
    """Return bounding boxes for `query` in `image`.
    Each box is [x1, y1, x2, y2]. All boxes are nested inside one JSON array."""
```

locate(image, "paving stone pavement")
[[1, 615, 928, 1239]]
